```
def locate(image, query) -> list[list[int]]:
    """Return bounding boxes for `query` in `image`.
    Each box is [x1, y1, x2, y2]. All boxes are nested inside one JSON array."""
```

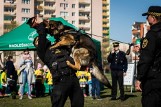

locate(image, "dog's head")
[[48, 20, 64, 36]]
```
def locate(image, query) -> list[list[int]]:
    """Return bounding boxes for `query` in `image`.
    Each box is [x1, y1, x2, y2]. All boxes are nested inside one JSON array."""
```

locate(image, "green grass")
[[0, 73, 142, 107]]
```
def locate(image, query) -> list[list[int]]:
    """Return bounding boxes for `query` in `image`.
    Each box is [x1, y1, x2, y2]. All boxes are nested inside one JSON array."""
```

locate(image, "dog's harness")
[[60, 29, 82, 41]]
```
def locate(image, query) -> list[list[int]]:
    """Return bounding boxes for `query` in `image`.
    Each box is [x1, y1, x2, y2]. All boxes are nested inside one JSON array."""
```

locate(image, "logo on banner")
[[28, 31, 37, 41]]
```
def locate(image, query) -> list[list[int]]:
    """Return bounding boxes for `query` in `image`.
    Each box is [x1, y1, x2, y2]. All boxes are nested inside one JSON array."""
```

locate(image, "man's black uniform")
[[137, 21, 161, 107], [33, 22, 84, 107], [107, 48, 127, 100]]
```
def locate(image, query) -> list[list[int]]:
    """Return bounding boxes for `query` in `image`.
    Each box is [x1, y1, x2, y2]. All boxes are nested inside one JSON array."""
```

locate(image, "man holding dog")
[[27, 16, 84, 107]]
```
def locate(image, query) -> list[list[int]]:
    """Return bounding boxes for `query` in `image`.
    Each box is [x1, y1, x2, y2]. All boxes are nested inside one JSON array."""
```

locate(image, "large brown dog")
[[48, 20, 111, 88], [27, 17, 111, 88]]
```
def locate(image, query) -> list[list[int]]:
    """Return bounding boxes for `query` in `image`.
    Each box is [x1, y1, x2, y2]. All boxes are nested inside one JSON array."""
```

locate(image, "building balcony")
[[102, 42, 109, 48], [4, 12, 16, 16], [79, 9, 90, 13], [45, 0, 56, 2], [37, 0, 44, 1], [78, 26, 90, 31], [102, 30, 109, 34], [106, 23, 110, 27], [79, 7, 90, 12], [79, 16, 90, 22], [44, 6, 55, 11], [4, 3, 16, 8], [37, 6, 43, 10], [103, 12, 107, 15], [4, 20, 12, 24], [43, 14, 52, 18], [79, 0, 90, 5], [132, 29, 140, 35], [103, 18, 109, 23], [103, 7, 108, 11], [103, 0, 108, 4]]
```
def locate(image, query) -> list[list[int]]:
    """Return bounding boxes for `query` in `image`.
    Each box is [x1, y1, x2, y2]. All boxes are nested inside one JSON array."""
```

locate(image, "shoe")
[[120, 97, 125, 101], [118, 96, 125, 101], [96, 96, 102, 100], [110, 97, 117, 100], [19, 96, 23, 100], [28, 95, 32, 99]]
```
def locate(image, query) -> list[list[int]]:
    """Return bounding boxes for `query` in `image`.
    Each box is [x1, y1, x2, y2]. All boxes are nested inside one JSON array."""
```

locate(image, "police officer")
[[107, 42, 127, 101], [135, 6, 161, 107], [27, 16, 84, 107]]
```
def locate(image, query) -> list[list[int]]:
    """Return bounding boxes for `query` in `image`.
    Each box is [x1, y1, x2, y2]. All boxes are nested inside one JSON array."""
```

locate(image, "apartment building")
[[0, 0, 34, 34], [0, 0, 110, 40], [0, 0, 110, 68]]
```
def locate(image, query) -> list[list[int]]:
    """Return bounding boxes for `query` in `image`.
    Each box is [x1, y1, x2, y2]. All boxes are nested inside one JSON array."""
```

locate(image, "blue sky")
[[110, 0, 161, 43]]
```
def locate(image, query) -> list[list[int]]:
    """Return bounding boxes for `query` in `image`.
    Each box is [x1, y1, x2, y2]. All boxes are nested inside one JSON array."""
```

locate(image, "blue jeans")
[[92, 78, 100, 97], [19, 71, 31, 96], [88, 83, 92, 96]]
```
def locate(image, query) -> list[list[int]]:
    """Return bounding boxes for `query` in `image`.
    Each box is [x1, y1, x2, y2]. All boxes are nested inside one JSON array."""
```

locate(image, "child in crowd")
[[45, 68, 53, 95], [0, 68, 7, 97], [35, 63, 45, 97], [86, 67, 92, 97], [76, 69, 88, 97]]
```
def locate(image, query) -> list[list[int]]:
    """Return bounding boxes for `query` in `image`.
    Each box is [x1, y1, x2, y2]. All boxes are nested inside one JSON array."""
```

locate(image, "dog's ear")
[[57, 22, 64, 30]]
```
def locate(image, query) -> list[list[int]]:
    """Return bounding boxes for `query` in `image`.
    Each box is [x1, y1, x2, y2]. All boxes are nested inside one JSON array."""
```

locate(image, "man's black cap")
[[142, 6, 161, 16], [113, 42, 119, 47]]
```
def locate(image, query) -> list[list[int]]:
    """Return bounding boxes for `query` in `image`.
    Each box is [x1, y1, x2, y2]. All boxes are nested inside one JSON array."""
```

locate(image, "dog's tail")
[[91, 63, 112, 89]]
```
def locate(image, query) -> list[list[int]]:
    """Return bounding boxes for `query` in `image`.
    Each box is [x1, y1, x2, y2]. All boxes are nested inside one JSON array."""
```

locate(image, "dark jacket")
[[107, 51, 128, 72], [34, 23, 76, 82], [5, 60, 17, 80], [137, 22, 161, 95]]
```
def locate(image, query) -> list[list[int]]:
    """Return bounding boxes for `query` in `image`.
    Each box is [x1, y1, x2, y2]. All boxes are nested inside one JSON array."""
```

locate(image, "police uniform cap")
[[113, 42, 119, 47], [142, 6, 161, 16]]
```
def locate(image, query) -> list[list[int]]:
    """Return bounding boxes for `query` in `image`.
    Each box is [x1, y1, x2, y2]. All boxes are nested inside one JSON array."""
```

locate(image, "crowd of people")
[[0, 51, 53, 100], [0, 50, 102, 101]]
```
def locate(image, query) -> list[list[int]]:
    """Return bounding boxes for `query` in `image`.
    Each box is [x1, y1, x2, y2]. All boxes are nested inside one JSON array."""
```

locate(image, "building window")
[[60, 3, 64, 7], [60, 11, 68, 17], [60, 3, 68, 9], [22, 17, 29, 22], [72, 21, 75, 24], [79, 4, 85, 8], [45, 10, 54, 15], [72, 12, 75, 16], [4, 8, 14, 12], [45, 2, 54, 7], [72, 4, 75, 8], [79, 21, 85, 25], [22, 8, 30, 13], [22, 0, 30, 4], [4, 16, 13, 21], [79, 12, 86, 16]]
